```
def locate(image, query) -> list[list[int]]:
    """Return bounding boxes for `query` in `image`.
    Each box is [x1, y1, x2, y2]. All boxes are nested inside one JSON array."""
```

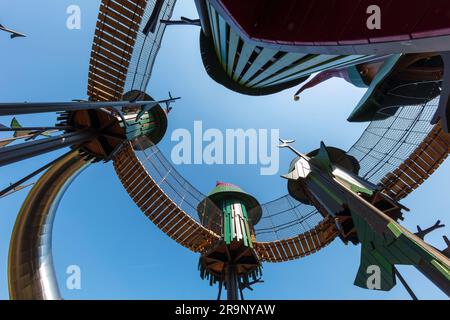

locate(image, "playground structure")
[[1, 0, 450, 300]]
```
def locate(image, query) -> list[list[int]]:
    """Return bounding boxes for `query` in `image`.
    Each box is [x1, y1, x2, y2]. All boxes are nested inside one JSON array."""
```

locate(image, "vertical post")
[[217, 280, 223, 300], [225, 263, 239, 301]]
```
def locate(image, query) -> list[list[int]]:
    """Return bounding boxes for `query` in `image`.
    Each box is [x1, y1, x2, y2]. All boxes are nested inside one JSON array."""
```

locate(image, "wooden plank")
[[305, 231, 317, 253], [168, 216, 191, 238], [173, 218, 198, 241], [142, 191, 165, 215], [281, 241, 294, 259], [400, 161, 426, 182], [89, 74, 125, 94], [152, 202, 176, 224], [90, 51, 129, 74], [89, 60, 127, 79], [124, 172, 148, 194], [110, 0, 145, 16], [135, 183, 158, 207], [160, 209, 183, 233], [95, 21, 136, 47], [88, 69, 125, 88], [139, 186, 163, 210], [162, 210, 185, 233], [92, 44, 130, 68], [299, 235, 311, 255], [104, 1, 144, 21], [97, 12, 139, 39], [286, 239, 299, 257], [178, 223, 201, 244], [132, 182, 157, 205], [182, 227, 205, 247], [94, 28, 135, 54], [88, 84, 118, 100], [293, 237, 305, 256], [92, 43, 131, 67], [88, 79, 121, 98], [156, 206, 180, 228], [309, 229, 321, 249], [144, 195, 167, 217], [99, 3, 138, 28]]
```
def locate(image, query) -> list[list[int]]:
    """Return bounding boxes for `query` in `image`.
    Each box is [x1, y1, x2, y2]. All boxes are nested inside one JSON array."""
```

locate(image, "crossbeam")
[[0, 98, 180, 116], [0, 131, 95, 167]]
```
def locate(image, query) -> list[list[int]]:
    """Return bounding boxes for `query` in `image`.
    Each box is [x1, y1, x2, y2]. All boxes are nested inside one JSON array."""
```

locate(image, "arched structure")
[[8, 151, 90, 300]]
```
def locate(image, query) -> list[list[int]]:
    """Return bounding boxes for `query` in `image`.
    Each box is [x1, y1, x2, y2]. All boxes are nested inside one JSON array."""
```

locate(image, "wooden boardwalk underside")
[[381, 123, 450, 200], [88, 0, 147, 101], [113, 143, 220, 253]]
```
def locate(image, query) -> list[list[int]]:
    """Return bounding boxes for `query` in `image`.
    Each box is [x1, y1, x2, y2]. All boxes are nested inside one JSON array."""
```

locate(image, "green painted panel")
[[222, 200, 231, 245]]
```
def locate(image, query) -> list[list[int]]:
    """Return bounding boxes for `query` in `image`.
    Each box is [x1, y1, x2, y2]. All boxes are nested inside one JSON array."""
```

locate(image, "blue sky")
[[0, 0, 449, 299]]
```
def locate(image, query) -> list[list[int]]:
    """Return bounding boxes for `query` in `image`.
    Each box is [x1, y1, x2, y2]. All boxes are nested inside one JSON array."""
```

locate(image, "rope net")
[[124, 0, 177, 93], [347, 83, 441, 185]]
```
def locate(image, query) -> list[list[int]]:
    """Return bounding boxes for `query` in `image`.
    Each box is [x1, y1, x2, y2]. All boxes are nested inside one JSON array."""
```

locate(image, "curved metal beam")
[[8, 150, 90, 300]]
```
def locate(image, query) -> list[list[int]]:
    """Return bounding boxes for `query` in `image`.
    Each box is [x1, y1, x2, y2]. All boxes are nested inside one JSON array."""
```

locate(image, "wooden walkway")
[[113, 143, 220, 253], [381, 123, 450, 200], [254, 216, 339, 262], [88, 0, 147, 101]]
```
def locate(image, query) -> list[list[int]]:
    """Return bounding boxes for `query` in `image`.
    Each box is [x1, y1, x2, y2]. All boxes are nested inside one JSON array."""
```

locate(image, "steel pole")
[[0, 100, 170, 116], [225, 264, 239, 301], [0, 131, 95, 167]]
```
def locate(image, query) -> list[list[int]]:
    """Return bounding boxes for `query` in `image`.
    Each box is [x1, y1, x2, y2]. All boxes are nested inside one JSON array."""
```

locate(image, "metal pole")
[[0, 130, 95, 167], [239, 279, 245, 300], [0, 126, 71, 132], [394, 268, 418, 300], [0, 99, 179, 116], [217, 280, 223, 301], [0, 147, 82, 198], [225, 264, 239, 301]]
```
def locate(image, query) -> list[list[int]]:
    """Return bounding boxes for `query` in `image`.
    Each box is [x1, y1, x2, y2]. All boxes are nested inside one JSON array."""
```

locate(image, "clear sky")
[[0, 0, 449, 300]]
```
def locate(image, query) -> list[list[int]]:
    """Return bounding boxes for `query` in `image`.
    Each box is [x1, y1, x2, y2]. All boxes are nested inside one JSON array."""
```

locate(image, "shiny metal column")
[[8, 150, 90, 300]]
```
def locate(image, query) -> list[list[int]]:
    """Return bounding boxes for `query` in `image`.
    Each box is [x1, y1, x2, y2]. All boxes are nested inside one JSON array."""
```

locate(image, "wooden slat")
[[94, 28, 135, 55], [305, 231, 317, 253], [381, 124, 449, 200], [99, 4, 139, 29], [95, 23, 136, 49], [97, 13, 139, 40], [92, 43, 130, 67], [281, 241, 294, 259], [88, 0, 147, 101], [110, 0, 145, 16]]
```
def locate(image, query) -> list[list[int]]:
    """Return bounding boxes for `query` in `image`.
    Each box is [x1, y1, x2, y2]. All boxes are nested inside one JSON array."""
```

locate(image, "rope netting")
[[347, 82, 441, 185], [124, 0, 177, 93]]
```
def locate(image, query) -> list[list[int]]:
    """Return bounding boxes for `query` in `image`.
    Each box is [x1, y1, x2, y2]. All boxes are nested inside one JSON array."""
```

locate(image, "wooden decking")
[[88, 0, 147, 101], [381, 123, 450, 200], [113, 143, 220, 253], [254, 216, 339, 263]]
